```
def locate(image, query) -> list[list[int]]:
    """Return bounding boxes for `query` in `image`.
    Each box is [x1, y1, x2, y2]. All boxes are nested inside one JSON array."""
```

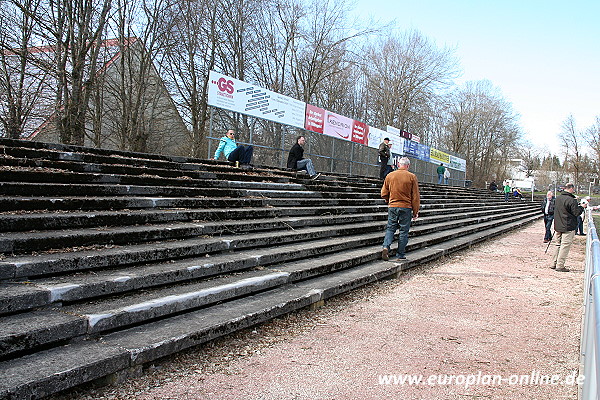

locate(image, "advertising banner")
[[305, 104, 325, 134], [417, 144, 430, 162], [450, 155, 467, 172], [207, 70, 306, 129], [323, 111, 353, 141], [368, 127, 386, 149], [430, 148, 451, 164], [387, 134, 404, 156], [351, 120, 369, 145], [386, 125, 401, 135], [404, 139, 419, 158]]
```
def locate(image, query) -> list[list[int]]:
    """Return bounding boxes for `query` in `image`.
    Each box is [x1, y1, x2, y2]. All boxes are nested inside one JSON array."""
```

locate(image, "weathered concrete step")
[[0, 194, 384, 212], [70, 270, 289, 332], [0, 197, 536, 254], [0, 141, 258, 177], [0, 215, 539, 399], [0, 141, 304, 184], [0, 182, 308, 199], [0, 270, 289, 358], [0, 196, 268, 212], [0, 220, 385, 280], [0, 231, 386, 315], [0, 212, 386, 254], [0, 206, 538, 317], [419, 199, 537, 210], [0, 166, 377, 195], [0, 204, 389, 232]]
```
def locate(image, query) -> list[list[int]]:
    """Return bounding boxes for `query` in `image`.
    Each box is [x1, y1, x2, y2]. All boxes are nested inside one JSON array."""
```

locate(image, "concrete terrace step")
[[0, 213, 539, 400], [0, 201, 535, 238], [0, 206, 540, 320], [0, 208, 539, 360], [0, 203, 540, 281], [0, 199, 531, 253], [0, 204, 390, 233], [0, 194, 385, 212], [0, 212, 387, 254], [0, 220, 387, 280]]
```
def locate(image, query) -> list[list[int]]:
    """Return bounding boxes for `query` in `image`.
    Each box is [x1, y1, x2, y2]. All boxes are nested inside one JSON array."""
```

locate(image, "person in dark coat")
[[541, 191, 555, 243], [287, 135, 320, 180], [551, 183, 586, 272], [378, 138, 391, 179]]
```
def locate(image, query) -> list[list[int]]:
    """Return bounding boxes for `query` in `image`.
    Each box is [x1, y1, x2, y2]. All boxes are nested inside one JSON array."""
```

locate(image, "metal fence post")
[[330, 137, 335, 173], [207, 107, 214, 159]]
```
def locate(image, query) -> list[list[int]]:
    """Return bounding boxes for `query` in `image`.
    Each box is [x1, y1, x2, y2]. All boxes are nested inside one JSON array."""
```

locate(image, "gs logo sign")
[[215, 77, 234, 94]]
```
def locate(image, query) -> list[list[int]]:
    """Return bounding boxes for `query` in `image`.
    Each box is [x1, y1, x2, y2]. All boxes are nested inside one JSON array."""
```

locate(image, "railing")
[[206, 134, 467, 186], [580, 209, 600, 399]]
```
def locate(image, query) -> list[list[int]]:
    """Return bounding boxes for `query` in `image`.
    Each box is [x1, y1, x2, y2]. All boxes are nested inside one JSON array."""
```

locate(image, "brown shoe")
[[555, 267, 570, 272], [382, 248, 389, 261]]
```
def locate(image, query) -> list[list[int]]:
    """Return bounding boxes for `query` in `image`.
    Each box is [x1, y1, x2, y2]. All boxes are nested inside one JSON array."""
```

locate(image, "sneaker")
[[555, 267, 570, 272], [550, 265, 556, 269], [543, 239, 549, 243], [311, 173, 321, 180], [396, 255, 407, 260], [381, 248, 389, 261], [240, 164, 253, 170]]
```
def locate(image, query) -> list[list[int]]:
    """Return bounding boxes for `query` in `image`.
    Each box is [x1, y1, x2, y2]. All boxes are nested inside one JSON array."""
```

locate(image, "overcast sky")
[[351, 0, 600, 154]]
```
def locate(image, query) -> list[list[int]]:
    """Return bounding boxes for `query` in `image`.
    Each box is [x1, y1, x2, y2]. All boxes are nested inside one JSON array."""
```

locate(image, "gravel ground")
[[56, 219, 585, 400]]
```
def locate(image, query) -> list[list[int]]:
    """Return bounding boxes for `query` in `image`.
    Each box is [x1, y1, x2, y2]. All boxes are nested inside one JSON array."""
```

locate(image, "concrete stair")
[[0, 138, 541, 399]]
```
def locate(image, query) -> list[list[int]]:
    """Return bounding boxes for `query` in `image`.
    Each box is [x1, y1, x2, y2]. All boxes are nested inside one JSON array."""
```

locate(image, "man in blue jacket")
[[213, 129, 253, 168], [551, 183, 587, 272]]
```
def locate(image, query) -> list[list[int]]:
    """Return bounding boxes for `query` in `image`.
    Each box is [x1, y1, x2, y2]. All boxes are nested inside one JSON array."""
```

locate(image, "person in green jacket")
[[436, 163, 445, 184], [503, 180, 512, 202]]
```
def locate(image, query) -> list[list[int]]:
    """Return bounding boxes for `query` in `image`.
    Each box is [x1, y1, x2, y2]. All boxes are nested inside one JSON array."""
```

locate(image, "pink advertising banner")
[[323, 111, 353, 141]]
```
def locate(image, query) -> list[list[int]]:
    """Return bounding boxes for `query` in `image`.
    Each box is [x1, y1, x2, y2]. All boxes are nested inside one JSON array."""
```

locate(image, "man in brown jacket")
[[381, 157, 420, 261]]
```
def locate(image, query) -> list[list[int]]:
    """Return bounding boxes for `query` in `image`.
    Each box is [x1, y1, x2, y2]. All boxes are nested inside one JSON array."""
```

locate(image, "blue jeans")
[[296, 158, 316, 176], [437, 174, 443, 184], [544, 215, 554, 241], [382, 207, 412, 258]]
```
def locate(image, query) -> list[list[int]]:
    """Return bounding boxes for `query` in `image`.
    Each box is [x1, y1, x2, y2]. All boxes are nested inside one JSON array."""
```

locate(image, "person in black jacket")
[[551, 183, 587, 272], [287, 136, 320, 180], [378, 138, 391, 179], [541, 191, 555, 243]]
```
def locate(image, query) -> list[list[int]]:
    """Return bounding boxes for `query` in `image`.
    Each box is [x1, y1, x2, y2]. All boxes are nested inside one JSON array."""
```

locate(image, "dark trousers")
[[577, 215, 584, 235], [379, 157, 389, 179], [544, 215, 554, 241], [227, 145, 253, 164]]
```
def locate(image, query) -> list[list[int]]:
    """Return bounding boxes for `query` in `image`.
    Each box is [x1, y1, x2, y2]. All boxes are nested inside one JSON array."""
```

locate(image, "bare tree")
[[0, 0, 49, 139], [441, 80, 522, 185], [363, 30, 460, 134], [90, 0, 179, 153], [559, 114, 585, 187], [19, 0, 113, 145], [586, 116, 600, 164], [289, 0, 368, 105]]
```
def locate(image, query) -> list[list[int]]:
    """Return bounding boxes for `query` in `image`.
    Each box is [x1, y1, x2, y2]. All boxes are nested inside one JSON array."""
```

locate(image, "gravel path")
[[58, 219, 585, 400]]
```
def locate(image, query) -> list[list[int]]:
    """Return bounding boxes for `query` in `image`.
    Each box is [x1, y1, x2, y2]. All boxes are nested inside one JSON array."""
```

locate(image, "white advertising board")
[[207, 70, 306, 129]]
